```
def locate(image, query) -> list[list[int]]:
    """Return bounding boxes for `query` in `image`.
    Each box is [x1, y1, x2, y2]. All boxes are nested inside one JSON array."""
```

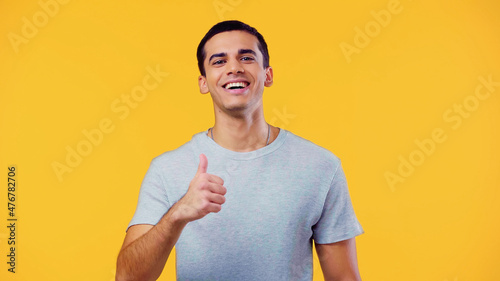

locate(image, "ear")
[[264, 66, 274, 87], [198, 75, 209, 94]]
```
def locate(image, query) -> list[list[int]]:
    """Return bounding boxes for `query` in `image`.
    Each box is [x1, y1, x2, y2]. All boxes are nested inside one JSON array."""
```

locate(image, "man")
[[116, 20, 363, 281]]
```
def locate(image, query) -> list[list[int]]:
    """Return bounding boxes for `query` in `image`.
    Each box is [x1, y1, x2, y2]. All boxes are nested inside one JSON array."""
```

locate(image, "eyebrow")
[[208, 52, 226, 63], [208, 49, 258, 63], [238, 49, 257, 56]]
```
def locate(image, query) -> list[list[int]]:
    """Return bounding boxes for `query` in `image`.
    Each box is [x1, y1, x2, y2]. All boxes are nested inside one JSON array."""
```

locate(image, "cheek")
[[207, 74, 220, 88], [253, 72, 267, 85]]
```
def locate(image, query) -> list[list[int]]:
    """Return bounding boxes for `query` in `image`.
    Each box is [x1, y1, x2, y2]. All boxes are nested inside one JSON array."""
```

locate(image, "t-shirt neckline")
[[194, 127, 288, 160]]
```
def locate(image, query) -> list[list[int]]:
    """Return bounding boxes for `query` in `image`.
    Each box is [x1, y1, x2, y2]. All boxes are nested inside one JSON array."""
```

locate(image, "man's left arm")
[[315, 238, 362, 281]]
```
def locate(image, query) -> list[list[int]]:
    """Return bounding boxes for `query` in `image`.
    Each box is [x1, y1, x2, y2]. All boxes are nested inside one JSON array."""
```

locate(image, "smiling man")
[[116, 20, 364, 281]]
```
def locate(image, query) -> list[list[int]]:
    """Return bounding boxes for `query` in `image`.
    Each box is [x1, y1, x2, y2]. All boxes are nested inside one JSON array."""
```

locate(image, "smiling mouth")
[[223, 81, 249, 90]]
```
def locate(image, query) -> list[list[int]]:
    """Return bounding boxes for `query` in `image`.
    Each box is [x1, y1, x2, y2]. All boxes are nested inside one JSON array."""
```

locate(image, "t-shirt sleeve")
[[127, 159, 171, 231], [312, 162, 364, 244]]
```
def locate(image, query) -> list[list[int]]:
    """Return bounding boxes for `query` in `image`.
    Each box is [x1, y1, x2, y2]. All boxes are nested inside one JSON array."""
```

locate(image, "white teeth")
[[224, 82, 248, 89]]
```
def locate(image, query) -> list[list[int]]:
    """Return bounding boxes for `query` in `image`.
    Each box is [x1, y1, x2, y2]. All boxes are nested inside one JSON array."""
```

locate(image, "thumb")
[[196, 153, 208, 175]]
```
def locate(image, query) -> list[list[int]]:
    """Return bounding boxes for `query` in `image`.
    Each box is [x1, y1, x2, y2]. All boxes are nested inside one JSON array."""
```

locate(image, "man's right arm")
[[115, 154, 226, 281], [115, 202, 187, 281]]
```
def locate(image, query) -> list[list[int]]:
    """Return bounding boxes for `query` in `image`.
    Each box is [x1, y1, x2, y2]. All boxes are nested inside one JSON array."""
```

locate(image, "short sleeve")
[[127, 159, 171, 231], [312, 163, 364, 244]]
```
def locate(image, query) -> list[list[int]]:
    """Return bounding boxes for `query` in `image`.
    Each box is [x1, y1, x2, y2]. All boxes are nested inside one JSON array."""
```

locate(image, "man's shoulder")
[[283, 130, 341, 166], [149, 131, 204, 167]]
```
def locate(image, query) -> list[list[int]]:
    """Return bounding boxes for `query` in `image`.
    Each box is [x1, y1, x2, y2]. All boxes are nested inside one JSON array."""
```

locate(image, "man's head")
[[197, 21, 273, 117], [197, 20, 270, 77]]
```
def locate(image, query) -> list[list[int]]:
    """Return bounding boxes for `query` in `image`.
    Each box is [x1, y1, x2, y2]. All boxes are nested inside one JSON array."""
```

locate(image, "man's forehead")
[[204, 31, 260, 55]]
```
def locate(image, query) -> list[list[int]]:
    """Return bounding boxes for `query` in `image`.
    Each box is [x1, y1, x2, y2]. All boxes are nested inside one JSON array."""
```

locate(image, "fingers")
[[195, 177, 226, 194], [206, 182, 227, 195], [207, 174, 224, 185], [185, 154, 227, 220], [206, 192, 226, 205], [205, 202, 222, 213]]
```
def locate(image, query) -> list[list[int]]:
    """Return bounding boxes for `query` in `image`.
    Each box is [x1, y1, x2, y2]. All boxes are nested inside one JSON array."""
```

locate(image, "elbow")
[[115, 271, 148, 281], [115, 266, 132, 281], [329, 276, 362, 281], [115, 260, 142, 281], [115, 264, 159, 281], [342, 275, 362, 281], [323, 272, 362, 281], [115, 256, 131, 281]]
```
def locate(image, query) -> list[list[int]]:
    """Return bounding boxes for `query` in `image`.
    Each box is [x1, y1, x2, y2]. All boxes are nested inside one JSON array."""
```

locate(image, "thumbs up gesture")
[[175, 154, 227, 222]]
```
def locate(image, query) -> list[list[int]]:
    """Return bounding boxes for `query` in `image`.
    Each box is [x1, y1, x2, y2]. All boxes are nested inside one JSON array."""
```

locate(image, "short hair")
[[197, 20, 270, 76]]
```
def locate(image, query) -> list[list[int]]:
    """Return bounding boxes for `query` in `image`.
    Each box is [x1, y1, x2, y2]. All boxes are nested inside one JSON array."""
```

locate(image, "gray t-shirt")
[[128, 128, 363, 280]]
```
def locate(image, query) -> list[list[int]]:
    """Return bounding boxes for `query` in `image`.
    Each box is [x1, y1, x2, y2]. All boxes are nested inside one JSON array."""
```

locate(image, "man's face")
[[198, 30, 273, 117]]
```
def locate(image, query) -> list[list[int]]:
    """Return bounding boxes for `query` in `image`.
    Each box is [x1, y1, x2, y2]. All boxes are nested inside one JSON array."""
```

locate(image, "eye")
[[241, 56, 255, 62], [212, 59, 226, 65]]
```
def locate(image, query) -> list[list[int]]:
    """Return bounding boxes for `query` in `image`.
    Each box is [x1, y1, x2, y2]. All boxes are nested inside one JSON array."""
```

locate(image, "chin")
[[225, 104, 248, 112], [221, 104, 250, 117]]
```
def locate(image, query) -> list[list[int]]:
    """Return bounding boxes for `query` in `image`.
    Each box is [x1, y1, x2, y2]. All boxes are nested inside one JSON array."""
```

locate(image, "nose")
[[226, 59, 244, 75]]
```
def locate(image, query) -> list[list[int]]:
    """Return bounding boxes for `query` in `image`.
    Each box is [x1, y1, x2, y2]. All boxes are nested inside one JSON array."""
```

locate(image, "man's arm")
[[116, 154, 226, 281], [315, 238, 362, 281], [115, 203, 187, 281]]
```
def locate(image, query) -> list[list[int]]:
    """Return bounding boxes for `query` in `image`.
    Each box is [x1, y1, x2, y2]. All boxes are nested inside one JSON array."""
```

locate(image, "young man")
[[116, 20, 363, 281]]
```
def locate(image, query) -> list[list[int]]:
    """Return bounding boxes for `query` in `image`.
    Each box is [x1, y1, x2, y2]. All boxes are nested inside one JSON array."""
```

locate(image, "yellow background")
[[1, 0, 499, 280]]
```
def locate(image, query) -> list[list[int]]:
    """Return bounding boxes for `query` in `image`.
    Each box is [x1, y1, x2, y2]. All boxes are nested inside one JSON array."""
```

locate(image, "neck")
[[209, 108, 275, 152]]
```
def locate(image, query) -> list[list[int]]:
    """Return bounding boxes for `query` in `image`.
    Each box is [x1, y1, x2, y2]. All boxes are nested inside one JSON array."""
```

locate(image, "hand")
[[174, 154, 227, 223]]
